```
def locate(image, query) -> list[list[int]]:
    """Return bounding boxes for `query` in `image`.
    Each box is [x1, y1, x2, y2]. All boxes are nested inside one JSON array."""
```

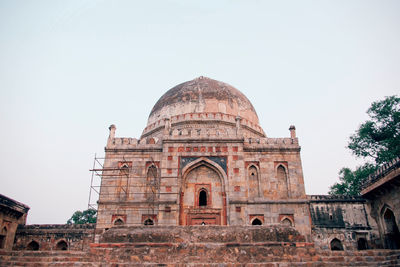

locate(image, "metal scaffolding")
[[88, 154, 164, 225]]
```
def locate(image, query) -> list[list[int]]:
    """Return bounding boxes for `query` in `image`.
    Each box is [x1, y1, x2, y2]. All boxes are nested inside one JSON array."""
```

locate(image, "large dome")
[[147, 76, 260, 126]]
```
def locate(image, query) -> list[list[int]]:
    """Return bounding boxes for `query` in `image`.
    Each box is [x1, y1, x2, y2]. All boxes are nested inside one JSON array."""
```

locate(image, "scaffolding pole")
[[88, 154, 162, 226]]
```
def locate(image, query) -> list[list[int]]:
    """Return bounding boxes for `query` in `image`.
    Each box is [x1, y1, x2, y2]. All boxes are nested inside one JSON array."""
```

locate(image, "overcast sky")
[[0, 0, 399, 224]]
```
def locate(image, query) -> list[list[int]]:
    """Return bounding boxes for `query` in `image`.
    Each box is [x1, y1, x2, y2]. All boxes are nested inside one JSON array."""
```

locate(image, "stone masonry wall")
[[13, 224, 95, 251], [309, 195, 373, 250], [1, 226, 400, 266], [96, 124, 312, 242]]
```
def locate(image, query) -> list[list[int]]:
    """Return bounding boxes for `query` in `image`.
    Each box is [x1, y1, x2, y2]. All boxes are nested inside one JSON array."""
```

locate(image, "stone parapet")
[[361, 156, 400, 195], [18, 224, 95, 230], [308, 195, 366, 203], [99, 225, 306, 244], [243, 137, 300, 152]]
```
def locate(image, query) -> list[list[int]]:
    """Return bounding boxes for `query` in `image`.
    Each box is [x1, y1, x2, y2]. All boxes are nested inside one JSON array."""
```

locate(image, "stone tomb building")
[[96, 76, 309, 239], [1, 77, 399, 266]]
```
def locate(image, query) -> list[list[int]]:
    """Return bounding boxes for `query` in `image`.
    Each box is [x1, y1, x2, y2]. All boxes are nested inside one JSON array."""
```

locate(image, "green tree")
[[67, 209, 97, 224], [348, 95, 400, 165], [329, 164, 377, 196], [329, 95, 399, 196]]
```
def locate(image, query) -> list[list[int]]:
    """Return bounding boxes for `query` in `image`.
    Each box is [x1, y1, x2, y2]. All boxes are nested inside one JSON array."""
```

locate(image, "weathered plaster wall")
[[309, 196, 373, 250], [364, 183, 400, 248]]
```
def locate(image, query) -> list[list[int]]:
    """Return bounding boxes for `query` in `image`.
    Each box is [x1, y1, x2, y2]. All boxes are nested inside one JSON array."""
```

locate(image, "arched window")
[[120, 164, 129, 173], [0, 227, 7, 249], [199, 189, 207, 206], [248, 165, 259, 198], [56, 240, 68, 251], [117, 164, 130, 200], [147, 165, 157, 180], [114, 218, 124, 226], [277, 165, 289, 198], [252, 218, 262, 225], [281, 218, 292, 226], [330, 238, 344, 251], [146, 165, 158, 201], [357, 238, 368, 250], [27, 240, 40, 251], [144, 219, 154, 226], [383, 208, 400, 249]]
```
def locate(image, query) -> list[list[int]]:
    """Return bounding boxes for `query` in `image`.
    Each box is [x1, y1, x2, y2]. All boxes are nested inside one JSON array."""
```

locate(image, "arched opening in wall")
[[357, 238, 368, 250], [114, 218, 124, 226], [252, 218, 262, 225], [383, 208, 400, 249], [144, 219, 154, 226], [0, 227, 7, 249], [277, 165, 288, 198], [27, 240, 40, 251], [181, 159, 226, 226], [199, 189, 207, 206], [117, 164, 130, 200], [146, 165, 158, 202], [330, 238, 344, 251], [248, 165, 259, 198], [281, 218, 292, 227], [56, 240, 68, 251]]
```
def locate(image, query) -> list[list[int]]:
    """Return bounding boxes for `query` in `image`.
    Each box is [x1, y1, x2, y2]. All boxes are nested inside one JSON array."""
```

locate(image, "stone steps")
[[0, 262, 99, 267], [1, 247, 399, 266], [0, 251, 94, 266]]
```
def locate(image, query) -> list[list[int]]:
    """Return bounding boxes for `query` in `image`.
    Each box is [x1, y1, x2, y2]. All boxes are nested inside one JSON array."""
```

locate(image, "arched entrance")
[[382, 208, 400, 249], [27, 240, 39, 251], [330, 238, 344, 251], [56, 240, 68, 250], [0, 227, 7, 249], [179, 158, 227, 225], [252, 218, 262, 225]]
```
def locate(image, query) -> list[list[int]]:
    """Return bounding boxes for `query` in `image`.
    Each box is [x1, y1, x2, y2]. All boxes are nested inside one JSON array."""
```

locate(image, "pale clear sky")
[[0, 0, 399, 224]]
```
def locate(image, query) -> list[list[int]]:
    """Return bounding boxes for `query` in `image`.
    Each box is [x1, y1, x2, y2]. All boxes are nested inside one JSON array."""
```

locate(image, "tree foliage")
[[348, 95, 400, 165], [329, 95, 399, 196], [329, 164, 377, 196], [67, 209, 97, 224]]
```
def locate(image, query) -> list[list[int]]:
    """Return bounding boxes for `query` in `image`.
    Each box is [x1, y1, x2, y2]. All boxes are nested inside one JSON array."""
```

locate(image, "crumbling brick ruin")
[[0, 77, 399, 266]]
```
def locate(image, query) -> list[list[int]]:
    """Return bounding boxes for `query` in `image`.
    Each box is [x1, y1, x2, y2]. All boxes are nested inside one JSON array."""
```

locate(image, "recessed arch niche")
[[247, 165, 260, 198], [179, 158, 227, 225]]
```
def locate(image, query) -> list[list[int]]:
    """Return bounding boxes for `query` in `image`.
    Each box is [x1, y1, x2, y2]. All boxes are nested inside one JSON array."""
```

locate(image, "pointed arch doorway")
[[179, 158, 228, 225], [382, 207, 400, 249]]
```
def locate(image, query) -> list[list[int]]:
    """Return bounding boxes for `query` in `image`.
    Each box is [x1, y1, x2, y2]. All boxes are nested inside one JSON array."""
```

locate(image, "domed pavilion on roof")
[[96, 76, 311, 239]]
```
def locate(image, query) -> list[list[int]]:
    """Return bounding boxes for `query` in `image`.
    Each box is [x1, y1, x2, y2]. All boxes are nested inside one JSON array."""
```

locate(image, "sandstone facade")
[[1, 77, 399, 266], [96, 77, 310, 242]]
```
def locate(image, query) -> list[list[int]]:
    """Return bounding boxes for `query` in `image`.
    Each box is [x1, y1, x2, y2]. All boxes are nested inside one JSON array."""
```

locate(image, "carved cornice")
[[98, 200, 177, 205], [105, 148, 163, 153], [243, 147, 301, 153]]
